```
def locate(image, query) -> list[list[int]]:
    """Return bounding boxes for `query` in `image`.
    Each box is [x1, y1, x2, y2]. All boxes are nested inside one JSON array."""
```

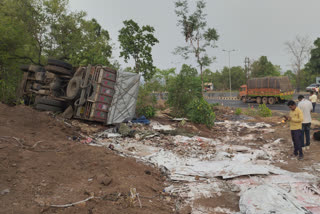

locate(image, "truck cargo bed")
[[247, 76, 292, 92]]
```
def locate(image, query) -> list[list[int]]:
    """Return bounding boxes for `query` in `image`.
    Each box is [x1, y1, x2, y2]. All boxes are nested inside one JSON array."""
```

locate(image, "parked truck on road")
[[239, 76, 293, 105]]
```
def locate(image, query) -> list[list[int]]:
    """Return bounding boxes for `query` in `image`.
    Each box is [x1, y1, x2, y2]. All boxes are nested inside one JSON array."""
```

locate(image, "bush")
[[210, 103, 220, 107], [257, 104, 272, 117], [167, 64, 202, 117], [0, 66, 23, 104], [235, 108, 242, 115], [136, 105, 156, 118], [135, 85, 157, 118], [187, 97, 215, 128], [244, 105, 257, 117]]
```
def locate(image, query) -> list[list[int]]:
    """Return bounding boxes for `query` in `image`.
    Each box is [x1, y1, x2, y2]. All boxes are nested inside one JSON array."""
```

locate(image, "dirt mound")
[[0, 104, 173, 213]]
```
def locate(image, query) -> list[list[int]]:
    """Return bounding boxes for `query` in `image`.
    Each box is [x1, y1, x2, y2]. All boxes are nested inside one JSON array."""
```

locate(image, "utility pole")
[[244, 57, 250, 82], [223, 49, 237, 97]]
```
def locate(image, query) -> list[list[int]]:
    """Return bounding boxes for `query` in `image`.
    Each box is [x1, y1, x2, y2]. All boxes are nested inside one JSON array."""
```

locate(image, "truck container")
[[239, 76, 293, 104], [19, 60, 140, 124]]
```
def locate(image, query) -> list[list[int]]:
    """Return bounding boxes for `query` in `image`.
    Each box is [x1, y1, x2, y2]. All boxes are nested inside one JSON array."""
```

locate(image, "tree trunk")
[[200, 64, 203, 96], [296, 69, 301, 92]]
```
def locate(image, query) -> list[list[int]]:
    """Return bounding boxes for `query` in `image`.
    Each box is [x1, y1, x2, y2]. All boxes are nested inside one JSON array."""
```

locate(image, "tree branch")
[[8, 55, 40, 65]]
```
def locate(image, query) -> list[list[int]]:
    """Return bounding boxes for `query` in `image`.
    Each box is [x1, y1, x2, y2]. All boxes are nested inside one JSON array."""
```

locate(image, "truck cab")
[[239, 85, 247, 101]]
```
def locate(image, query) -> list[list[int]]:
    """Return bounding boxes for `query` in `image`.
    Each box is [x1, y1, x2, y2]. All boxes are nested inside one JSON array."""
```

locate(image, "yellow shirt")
[[289, 107, 303, 130], [310, 94, 317, 103]]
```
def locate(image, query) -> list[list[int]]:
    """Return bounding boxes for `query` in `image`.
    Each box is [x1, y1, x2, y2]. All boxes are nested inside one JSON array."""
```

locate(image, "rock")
[[62, 106, 73, 119], [144, 170, 151, 175], [119, 123, 135, 137], [159, 165, 170, 177], [1, 188, 10, 195], [108, 144, 114, 150], [98, 175, 112, 186]]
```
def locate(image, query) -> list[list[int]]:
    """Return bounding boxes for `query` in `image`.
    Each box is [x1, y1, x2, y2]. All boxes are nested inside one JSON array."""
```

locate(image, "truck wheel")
[[66, 77, 81, 100], [45, 65, 72, 76], [35, 104, 63, 112], [35, 97, 67, 108], [268, 97, 276, 105], [256, 97, 262, 104], [47, 58, 73, 70], [20, 65, 30, 72], [241, 97, 247, 103], [29, 65, 45, 73], [262, 97, 268, 105]]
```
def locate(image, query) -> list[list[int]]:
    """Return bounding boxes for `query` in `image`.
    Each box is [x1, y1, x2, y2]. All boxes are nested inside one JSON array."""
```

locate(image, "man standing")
[[298, 95, 313, 150], [309, 91, 317, 112], [285, 100, 304, 160]]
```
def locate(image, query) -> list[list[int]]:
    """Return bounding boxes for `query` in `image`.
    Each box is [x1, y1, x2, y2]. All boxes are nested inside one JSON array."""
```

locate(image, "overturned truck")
[[19, 59, 140, 124]]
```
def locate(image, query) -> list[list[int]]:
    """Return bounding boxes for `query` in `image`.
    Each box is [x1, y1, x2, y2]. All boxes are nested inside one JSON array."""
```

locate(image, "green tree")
[[174, 0, 219, 90], [306, 38, 320, 75], [0, 0, 42, 103], [202, 68, 214, 83], [153, 68, 176, 91], [283, 70, 297, 88], [217, 66, 246, 90], [0, 0, 114, 103], [250, 56, 281, 78], [167, 64, 202, 116], [44, 0, 112, 66], [70, 18, 112, 66], [118, 19, 159, 81]]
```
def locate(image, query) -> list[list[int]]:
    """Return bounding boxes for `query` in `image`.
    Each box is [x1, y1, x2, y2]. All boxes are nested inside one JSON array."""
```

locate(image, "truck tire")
[[35, 97, 67, 108], [20, 65, 30, 72], [47, 58, 73, 70], [241, 96, 247, 103], [29, 65, 45, 73], [35, 104, 63, 112], [268, 97, 276, 105], [262, 97, 268, 105], [66, 77, 81, 100], [45, 65, 72, 76], [256, 97, 262, 104]]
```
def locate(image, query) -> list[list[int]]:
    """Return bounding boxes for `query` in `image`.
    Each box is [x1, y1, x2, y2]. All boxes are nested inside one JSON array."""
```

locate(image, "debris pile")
[[87, 119, 320, 213]]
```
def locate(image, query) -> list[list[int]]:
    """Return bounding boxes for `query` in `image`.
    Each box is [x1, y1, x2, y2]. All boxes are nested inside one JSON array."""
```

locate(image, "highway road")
[[206, 99, 320, 113]]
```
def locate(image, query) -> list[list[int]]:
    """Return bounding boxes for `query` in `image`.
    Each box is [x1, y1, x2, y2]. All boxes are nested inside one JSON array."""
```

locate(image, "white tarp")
[[239, 184, 313, 214], [107, 71, 140, 124]]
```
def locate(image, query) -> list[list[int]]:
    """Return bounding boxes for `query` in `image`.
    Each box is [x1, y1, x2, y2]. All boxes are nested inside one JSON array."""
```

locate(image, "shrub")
[[244, 105, 257, 117], [257, 104, 272, 117], [167, 64, 202, 117], [235, 108, 242, 115], [136, 105, 156, 118], [210, 103, 220, 107], [187, 97, 215, 128], [135, 85, 157, 118]]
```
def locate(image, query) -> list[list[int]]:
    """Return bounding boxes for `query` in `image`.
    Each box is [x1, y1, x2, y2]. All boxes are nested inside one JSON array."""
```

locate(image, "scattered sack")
[[118, 123, 135, 137], [131, 116, 150, 125], [313, 131, 320, 141]]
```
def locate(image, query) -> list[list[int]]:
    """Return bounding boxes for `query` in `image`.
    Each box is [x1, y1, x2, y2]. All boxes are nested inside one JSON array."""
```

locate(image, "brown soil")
[[193, 192, 240, 213], [0, 104, 174, 214]]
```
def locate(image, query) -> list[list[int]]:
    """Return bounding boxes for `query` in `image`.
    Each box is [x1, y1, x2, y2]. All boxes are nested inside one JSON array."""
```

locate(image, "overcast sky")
[[69, 0, 320, 73]]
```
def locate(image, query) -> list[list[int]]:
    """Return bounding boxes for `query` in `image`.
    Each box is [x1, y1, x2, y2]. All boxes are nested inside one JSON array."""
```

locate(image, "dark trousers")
[[312, 102, 316, 112], [291, 130, 303, 157], [301, 123, 311, 147]]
